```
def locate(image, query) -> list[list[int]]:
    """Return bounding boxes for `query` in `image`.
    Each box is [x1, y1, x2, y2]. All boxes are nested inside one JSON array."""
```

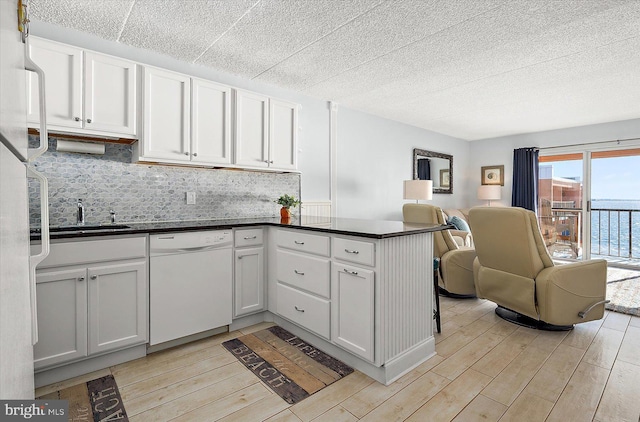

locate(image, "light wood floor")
[[36, 299, 640, 422]]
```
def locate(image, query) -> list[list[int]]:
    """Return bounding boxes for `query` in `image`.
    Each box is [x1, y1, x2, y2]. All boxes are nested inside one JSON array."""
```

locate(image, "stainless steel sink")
[[31, 224, 131, 234]]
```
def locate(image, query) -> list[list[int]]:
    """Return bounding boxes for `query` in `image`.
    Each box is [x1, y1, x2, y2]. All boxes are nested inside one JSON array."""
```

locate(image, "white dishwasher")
[[149, 230, 233, 346]]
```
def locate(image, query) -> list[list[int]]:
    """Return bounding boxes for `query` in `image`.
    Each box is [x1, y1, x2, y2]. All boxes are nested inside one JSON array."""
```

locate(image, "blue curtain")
[[417, 158, 431, 180], [511, 147, 539, 212]]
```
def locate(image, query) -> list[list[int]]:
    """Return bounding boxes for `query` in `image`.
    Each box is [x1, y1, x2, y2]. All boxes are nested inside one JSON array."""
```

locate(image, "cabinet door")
[[84, 52, 137, 136], [191, 78, 232, 165], [234, 90, 269, 168], [87, 261, 147, 355], [142, 67, 190, 161], [33, 268, 88, 369], [269, 99, 298, 170], [27, 38, 82, 128], [234, 247, 265, 317], [331, 263, 374, 362]]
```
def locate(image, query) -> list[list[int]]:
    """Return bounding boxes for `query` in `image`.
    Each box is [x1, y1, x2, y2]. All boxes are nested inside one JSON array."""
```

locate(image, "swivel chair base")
[[438, 286, 476, 299], [495, 306, 574, 331]]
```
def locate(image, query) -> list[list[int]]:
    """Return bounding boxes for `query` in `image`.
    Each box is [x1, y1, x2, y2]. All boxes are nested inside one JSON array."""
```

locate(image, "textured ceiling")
[[31, 0, 640, 140]]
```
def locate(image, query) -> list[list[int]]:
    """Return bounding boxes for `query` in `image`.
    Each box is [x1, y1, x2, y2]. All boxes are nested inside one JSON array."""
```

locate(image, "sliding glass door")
[[538, 154, 585, 260], [590, 149, 640, 265], [539, 147, 640, 266]]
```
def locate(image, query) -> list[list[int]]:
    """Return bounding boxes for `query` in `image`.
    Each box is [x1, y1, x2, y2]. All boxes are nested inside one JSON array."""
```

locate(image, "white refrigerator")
[[0, 0, 49, 398]]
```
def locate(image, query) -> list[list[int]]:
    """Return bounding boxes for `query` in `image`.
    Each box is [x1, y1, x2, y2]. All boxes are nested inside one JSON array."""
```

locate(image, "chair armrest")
[[536, 260, 607, 324], [449, 229, 473, 248], [443, 247, 476, 269], [441, 248, 477, 296]]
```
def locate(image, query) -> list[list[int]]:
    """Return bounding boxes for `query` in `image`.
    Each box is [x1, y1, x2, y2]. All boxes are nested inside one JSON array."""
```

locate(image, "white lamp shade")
[[404, 180, 433, 201], [477, 185, 501, 201]]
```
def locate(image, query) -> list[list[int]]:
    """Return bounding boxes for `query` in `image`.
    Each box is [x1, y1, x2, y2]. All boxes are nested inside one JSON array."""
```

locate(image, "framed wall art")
[[481, 165, 504, 186], [439, 169, 450, 188]]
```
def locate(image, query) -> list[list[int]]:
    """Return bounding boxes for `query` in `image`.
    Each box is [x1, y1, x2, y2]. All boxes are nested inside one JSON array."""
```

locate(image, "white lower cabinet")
[[234, 229, 265, 317], [273, 229, 377, 362], [234, 247, 265, 317], [277, 283, 330, 339], [34, 268, 88, 369], [33, 236, 148, 370], [331, 263, 374, 362], [87, 261, 147, 354]]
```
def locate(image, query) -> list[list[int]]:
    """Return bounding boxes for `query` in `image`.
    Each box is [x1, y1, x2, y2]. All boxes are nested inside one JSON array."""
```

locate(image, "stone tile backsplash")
[[28, 136, 301, 226]]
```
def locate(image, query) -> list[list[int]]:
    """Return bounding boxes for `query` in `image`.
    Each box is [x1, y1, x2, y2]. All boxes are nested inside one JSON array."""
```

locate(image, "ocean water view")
[[591, 199, 640, 259]]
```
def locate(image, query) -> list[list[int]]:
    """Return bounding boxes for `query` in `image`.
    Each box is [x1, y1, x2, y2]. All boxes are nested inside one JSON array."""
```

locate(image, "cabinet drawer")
[[277, 250, 330, 298], [276, 229, 330, 257], [277, 283, 330, 339], [334, 237, 375, 267], [235, 228, 264, 247], [34, 236, 147, 268]]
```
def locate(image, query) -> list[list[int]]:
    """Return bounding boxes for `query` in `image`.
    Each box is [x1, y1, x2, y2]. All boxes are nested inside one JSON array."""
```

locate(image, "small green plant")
[[276, 194, 301, 209]]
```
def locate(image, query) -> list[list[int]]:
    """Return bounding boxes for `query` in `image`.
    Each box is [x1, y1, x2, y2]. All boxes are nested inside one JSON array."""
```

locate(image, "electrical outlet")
[[186, 191, 196, 205]]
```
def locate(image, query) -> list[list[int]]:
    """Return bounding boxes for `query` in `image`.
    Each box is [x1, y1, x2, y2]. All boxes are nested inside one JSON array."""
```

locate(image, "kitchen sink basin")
[[31, 224, 131, 234]]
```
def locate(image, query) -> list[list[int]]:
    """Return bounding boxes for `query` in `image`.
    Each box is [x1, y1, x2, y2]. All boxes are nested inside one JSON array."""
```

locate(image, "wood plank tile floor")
[[36, 302, 640, 421]]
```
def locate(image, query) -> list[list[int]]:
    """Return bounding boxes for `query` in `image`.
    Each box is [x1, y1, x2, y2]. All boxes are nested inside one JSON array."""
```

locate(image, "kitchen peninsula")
[[31, 217, 447, 386]]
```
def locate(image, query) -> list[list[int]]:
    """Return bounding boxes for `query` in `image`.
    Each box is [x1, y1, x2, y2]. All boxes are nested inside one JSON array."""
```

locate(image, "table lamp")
[[477, 185, 501, 206], [404, 180, 433, 203]]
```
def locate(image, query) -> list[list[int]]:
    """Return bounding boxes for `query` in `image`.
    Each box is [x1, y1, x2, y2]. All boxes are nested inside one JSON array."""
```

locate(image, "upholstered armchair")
[[403, 204, 477, 297], [468, 206, 608, 329]]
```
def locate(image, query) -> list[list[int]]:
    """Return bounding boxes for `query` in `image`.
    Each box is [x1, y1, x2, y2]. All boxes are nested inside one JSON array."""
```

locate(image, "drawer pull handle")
[[344, 249, 359, 254], [294, 270, 305, 275], [243, 235, 257, 240], [344, 268, 358, 275], [294, 306, 305, 313], [294, 241, 305, 245]]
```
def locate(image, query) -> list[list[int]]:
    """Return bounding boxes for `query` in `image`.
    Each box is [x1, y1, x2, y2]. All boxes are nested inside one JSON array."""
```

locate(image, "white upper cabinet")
[[84, 52, 137, 135], [191, 78, 232, 165], [235, 89, 269, 168], [27, 37, 138, 137], [139, 71, 233, 166], [27, 37, 298, 171], [141, 66, 191, 162], [235, 90, 298, 171], [269, 99, 298, 170], [27, 38, 82, 129]]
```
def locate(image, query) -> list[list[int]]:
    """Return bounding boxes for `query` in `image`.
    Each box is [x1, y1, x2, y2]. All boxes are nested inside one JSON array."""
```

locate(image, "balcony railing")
[[539, 207, 640, 262], [592, 208, 640, 260]]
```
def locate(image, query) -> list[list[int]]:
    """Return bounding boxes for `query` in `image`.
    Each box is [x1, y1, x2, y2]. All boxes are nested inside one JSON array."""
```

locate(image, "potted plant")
[[276, 194, 301, 219]]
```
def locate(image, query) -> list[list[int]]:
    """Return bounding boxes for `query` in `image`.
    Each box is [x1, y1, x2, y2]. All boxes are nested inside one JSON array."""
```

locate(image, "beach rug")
[[222, 326, 354, 404], [37, 375, 128, 421], [606, 267, 640, 317]]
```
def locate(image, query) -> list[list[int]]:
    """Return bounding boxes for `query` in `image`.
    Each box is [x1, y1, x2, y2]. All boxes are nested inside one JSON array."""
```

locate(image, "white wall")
[[336, 107, 470, 221], [468, 118, 640, 207]]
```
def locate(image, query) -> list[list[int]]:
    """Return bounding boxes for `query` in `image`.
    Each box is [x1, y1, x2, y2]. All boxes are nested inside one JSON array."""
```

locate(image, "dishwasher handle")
[[150, 244, 231, 255]]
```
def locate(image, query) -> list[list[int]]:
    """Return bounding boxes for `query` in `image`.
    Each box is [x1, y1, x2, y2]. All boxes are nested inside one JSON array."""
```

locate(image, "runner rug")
[[606, 267, 640, 317], [222, 326, 354, 404], [37, 375, 128, 421]]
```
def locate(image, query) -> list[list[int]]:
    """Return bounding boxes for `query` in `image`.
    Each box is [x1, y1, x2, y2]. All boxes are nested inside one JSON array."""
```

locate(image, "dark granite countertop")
[[30, 216, 451, 241]]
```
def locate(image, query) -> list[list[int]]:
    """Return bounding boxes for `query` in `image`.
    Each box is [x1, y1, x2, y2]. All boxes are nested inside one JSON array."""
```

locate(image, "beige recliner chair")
[[403, 204, 477, 297], [468, 206, 608, 329]]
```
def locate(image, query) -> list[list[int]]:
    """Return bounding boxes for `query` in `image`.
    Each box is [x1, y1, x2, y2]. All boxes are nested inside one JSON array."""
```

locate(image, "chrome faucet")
[[110, 210, 116, 224], [77, 199, 85, 226]]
